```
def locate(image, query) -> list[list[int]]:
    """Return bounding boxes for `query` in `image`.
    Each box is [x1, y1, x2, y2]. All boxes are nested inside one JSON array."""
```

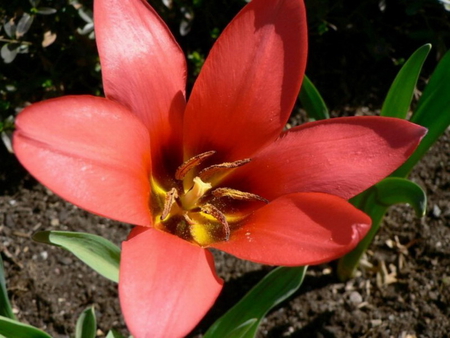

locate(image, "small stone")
[[58, 257, 73, 265], [349, 291, 363, 304], [40, 251, 48, 260], [371, 319, 382, 326], [432, 205, 441, 218]]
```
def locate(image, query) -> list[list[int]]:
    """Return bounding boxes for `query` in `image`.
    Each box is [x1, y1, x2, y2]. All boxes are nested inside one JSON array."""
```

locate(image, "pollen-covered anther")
[[160, 187, 178, 220], [199, 158, 251, 182], [212, 187, 269, 203], [201, 204, 230, 241], [175, 150, 216, 180]]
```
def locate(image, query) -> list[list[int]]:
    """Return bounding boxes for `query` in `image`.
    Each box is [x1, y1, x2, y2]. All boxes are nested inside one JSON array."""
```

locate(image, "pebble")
[[432, 205, 442, 217], [58, 257, 73, 265], [40, 251, 48, 260], [349, 291, 363, 304]]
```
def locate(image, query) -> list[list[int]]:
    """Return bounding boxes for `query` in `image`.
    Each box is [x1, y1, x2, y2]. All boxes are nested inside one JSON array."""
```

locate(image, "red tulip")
[[13, 0, 426, 337]]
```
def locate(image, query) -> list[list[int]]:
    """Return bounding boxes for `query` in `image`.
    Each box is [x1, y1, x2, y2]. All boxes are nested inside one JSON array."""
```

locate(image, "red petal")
[[226, 117, 427, 200], [183, 0, 307, 161], [211, 193, 371, 266], [120, 227, 223, 338], [13, 96, 152, 226], [95, 0, 186, 173]]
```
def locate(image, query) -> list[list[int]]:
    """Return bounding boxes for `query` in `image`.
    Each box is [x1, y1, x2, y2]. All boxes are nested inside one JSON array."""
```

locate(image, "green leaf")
[[106, 329, 126, 338], [75, 306, 96, 338], [204, 266, 307, 338], [0, 255, 16, 320], [338, 178, 426, 280], [222, 319, 258, 338], [298, 75, 329, 120], [374, 177, 426, 217], [32, 231, 120, 283], [393, 48, 450, 177], [0, 316, 52, 338], [338, 188, 388, 280], [381, 44, 431, 118]]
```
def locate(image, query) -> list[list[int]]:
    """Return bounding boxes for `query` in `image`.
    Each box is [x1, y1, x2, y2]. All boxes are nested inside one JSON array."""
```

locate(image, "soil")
[[0, 112, 449, 338]]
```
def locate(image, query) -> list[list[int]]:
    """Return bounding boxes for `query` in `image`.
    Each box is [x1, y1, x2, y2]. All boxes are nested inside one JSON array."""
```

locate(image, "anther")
[[160, 188, 178, 220], [199, 158, 251, 182], [201, 204, 230, 241], [212, 187, 269, 203], [175, 150, 216, 180]]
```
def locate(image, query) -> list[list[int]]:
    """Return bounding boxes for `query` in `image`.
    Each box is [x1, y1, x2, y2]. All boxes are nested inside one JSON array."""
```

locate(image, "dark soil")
[[1, 115, 449, 337]]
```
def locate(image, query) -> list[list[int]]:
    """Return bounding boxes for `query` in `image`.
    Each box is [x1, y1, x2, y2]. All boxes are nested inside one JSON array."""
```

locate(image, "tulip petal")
[[95, 0, 186, 173], [184, 0, 307, 161], [226, 117, 427, 200], [13, 96, 152, 226], [120, 227, 223, 338], [211, 193, 371, 266]]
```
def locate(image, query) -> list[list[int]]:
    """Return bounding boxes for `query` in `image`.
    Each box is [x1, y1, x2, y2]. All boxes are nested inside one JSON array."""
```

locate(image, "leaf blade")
[[16, 13, 34, 37], [32, 231, 120, 283], [105, 329, 126, 338], [0, 256, 16, 320], [204, 266, 307, 338], [338, 177, 426, 280], [0, 316, 52, 338], [393, 49, 450, 177], [75, 306, 96, 338], [298, 75, 329, 120], [374, 177, 426, 217], [381, 44, 431, 118]]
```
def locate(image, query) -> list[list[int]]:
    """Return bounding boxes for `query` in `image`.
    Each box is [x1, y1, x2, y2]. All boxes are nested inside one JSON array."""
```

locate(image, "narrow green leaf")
[[106, 329, 126, 338], [393, 49, 450, 177], [339, 49, 450, 280], [381, 44, 431, 118], [32, 231, 120, 283], [338, 177, 426, 280], [204, 266, 307, 338], [222, 319, 258, 338], [0, 316, 52, 338], [338, 188, 388, 280], [374, 177, 426, 217], [75, 306, 96, 338], [0, 255, 16, 320], [298, 75, 329, 120]]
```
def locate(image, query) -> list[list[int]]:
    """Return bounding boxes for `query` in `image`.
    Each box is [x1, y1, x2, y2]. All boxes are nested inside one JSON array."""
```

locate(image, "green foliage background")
[[1, 0, 450, 132]]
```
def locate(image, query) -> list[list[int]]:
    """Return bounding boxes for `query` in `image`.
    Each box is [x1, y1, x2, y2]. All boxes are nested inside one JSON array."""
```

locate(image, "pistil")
[[180, 176, 212, 210], [153, 151, 265, 246]]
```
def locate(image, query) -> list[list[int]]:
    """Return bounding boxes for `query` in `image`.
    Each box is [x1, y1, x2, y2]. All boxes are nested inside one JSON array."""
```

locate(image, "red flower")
[[13, 0, 426, 337]]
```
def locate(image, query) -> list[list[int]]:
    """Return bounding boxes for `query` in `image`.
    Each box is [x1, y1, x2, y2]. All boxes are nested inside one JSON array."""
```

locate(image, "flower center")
[[151, 151, 267, 246]]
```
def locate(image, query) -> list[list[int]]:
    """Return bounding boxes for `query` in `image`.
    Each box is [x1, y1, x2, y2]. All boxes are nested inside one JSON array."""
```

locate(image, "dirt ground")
[[0, 112, 449, 337]]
